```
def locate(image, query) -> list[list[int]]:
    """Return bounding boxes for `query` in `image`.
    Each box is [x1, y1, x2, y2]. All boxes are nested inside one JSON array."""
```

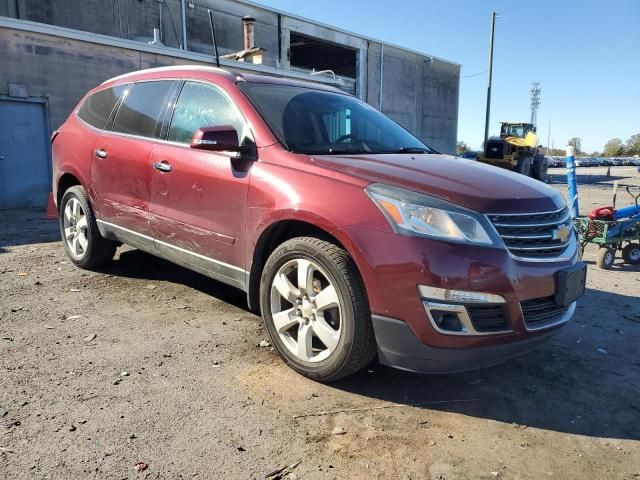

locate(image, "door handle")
[[94, 149, 108, 159], [153, 161, 172, 172]]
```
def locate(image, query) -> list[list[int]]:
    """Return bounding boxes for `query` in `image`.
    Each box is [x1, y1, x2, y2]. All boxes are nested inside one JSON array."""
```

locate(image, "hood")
[[309, 153, 565, 213]]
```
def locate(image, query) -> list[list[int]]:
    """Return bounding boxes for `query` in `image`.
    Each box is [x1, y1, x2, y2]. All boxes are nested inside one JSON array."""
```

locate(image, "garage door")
[[0, 99, 50, 209]]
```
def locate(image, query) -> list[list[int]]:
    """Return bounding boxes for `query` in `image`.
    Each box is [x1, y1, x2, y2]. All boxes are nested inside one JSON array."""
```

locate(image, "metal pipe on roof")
[[379, 43, 384, 111], [243, 15, 256, 50], [180, 0, 188, 50]]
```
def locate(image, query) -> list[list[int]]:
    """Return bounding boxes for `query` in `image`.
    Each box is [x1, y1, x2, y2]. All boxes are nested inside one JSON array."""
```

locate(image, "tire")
[[59, 185, 117, 269], [260, 237, 377, 382], [515, 156, 532, 176], [622, 243, 640, 265], [532, 156, 549, 182], [596, 247, 615, 270]]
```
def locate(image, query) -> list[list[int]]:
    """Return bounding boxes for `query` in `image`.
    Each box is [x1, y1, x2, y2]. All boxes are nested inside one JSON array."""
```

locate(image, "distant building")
[[0, 0, 460, 208]]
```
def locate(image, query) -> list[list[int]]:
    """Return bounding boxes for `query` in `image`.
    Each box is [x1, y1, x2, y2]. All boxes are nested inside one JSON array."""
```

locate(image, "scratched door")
[[0, 100, 50, 209]]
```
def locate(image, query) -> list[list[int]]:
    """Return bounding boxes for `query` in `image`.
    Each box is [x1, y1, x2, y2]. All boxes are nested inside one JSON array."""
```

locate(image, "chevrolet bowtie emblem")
[[553, 225, 571, 242]]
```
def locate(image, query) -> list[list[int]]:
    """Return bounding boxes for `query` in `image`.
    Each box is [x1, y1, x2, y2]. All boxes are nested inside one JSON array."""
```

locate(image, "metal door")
[[0, 99, 50, 209]]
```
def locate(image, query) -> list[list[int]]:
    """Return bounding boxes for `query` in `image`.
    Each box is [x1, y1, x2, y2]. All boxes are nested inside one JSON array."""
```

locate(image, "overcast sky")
[[257, 0, 640, 153]]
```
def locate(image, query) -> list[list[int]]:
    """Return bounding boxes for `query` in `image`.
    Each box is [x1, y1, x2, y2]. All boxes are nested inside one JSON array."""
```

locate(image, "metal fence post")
[[566, 145, 579, 217]]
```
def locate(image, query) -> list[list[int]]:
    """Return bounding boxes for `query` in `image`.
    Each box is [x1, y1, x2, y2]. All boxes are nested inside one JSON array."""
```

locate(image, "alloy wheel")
[[270, 258, 342, 363], [63, 197, 88, 260]]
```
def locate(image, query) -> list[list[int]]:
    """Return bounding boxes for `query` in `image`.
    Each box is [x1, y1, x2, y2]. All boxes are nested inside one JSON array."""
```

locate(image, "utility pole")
[[547, 119, 551, 155], [483, 12, 497, 149]]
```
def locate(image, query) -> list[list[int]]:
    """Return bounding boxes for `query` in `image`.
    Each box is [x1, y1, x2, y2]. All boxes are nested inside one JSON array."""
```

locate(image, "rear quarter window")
[[77, 84, 127, 129], [112, 81, 174, 138]]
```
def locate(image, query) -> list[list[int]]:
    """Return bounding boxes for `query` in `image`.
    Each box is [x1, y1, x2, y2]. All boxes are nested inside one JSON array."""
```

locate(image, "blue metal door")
[[0, 99, 50, 209]]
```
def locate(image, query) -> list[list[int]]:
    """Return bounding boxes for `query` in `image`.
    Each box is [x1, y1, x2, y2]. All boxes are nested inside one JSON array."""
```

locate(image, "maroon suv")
[[52, 66, 586, 382]]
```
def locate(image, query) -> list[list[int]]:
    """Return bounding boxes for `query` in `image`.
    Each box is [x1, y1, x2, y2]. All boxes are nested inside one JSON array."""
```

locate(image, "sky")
[[255, 0, 639, 153]]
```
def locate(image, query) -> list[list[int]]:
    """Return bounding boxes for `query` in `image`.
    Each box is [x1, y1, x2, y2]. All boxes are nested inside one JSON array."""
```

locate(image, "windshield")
[[238, 82, 433, 155], [501, 124, 526, 138]]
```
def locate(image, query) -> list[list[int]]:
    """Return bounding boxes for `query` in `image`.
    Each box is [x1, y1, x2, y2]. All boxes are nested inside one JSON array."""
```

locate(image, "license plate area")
[[555, 262, 587, 306]]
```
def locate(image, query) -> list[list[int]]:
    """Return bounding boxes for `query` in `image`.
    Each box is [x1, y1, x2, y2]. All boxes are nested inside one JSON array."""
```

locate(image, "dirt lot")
[[1, 173, 640, 479]]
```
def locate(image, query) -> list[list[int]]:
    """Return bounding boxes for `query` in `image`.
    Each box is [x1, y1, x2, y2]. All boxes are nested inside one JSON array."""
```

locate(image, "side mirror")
[[190, 125, 240, 152]]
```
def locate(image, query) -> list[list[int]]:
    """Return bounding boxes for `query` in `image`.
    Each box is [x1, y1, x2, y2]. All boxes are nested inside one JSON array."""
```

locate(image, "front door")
[[90, 80, 175, 242], [0, 99, 50, 209], [148, 81, 251, 288]]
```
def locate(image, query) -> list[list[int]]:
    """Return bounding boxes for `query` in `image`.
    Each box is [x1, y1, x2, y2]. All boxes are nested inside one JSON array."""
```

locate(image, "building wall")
[[0, 0, 460, 153]]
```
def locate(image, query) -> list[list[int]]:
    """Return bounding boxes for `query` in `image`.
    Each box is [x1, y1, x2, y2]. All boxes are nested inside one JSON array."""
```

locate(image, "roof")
[[101, 65, 346, 94]]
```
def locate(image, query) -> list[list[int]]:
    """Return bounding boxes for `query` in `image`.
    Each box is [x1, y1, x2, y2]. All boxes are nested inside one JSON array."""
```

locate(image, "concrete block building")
[[0, 0, 460, 208]]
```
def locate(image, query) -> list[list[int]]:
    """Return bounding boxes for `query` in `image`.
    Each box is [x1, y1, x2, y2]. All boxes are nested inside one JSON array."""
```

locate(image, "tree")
[[456, 141, 470, 154], [567, 137, 582, 155], [626, 133, 640, 156], [603, 138, 625, 157]]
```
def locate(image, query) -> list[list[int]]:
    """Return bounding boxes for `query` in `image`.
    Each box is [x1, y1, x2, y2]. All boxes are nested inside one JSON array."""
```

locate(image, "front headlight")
[[365, 184, 495, 245]]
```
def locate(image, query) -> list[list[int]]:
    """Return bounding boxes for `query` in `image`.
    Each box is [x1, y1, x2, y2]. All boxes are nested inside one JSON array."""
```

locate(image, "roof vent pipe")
[[242, 16, 256, 50], [148, 28, 164, 46]]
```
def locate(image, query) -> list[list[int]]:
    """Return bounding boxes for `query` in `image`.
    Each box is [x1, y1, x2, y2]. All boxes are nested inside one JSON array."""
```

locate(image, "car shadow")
[[97, 249, 640, 441], [98, 248, 250, 311], [331, 286, 640, 441]]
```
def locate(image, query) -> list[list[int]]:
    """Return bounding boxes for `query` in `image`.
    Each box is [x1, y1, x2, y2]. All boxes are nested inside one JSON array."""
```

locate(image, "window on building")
[[113, 81, 174, 138], [289, 32, 357, 79], [77, 85, 127, 129], [167, 82, 244, 144]]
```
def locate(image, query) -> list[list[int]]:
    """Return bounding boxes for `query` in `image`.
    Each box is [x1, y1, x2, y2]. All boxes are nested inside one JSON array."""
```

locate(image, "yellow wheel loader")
[[478, 122, 548, 182]]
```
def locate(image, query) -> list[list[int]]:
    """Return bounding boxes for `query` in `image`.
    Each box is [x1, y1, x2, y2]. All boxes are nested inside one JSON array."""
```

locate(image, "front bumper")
[[372, 303, 575, 374], [340, 225, 581, 351]]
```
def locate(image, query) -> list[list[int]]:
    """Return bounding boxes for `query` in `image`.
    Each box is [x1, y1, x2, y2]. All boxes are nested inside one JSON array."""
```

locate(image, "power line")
[[461, 70, 487, 78]]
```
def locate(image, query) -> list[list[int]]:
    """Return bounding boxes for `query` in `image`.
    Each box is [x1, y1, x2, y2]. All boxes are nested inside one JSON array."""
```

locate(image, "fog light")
[[430, 310, 464, 332], [418, 285, 505, 304]]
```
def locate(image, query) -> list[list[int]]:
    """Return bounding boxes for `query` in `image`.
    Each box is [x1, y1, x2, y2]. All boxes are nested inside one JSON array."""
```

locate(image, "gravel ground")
[[1, 174, 640, 479]]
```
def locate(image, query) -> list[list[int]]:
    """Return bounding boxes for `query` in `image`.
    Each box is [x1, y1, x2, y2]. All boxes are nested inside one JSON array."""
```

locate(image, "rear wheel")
[[260, 237, 376, 382], [59, 186, 117, 269], [532, 156, 549, 182], [596, 246, 615, 269], [515, 156, 532, 176], [622, 243, 640, 265]]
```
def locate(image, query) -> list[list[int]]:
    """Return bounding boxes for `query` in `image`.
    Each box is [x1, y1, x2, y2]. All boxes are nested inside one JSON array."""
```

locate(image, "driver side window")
[[168, 81, 244, 144]]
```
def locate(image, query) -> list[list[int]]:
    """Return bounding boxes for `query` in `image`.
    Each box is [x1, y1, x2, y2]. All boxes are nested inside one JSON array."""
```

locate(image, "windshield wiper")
[[390, 147, 432, 154]]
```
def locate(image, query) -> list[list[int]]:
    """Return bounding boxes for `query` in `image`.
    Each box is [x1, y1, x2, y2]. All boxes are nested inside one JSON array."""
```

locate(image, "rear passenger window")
[[113, 81, 173, 138], [168, 82, 244, 144], [77, 85, 126, 129]]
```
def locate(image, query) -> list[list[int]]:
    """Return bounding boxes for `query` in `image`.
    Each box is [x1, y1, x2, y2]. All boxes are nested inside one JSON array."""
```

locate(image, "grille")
[[467, 304, 509, 332], [488, 207, 573, 259], [521, 296, 569, 328]]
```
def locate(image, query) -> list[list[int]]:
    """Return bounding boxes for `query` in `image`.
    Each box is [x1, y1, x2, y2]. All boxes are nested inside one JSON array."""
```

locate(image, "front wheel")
[[260, 237, 377, 382], [59, 185, 117, 269], [596, 246, 615, 269]]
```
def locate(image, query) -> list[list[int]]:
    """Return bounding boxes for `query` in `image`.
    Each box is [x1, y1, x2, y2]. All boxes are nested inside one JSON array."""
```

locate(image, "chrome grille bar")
[[488, 207, 573, 259]]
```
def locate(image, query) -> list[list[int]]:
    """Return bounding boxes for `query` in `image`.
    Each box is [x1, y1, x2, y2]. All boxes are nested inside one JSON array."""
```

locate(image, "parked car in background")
[[458, 151, 480, 160], [51, 66, 586, 381], [610, 158, 623, 166], [574, 158, 588, 167], [601, 159, 613, 166]]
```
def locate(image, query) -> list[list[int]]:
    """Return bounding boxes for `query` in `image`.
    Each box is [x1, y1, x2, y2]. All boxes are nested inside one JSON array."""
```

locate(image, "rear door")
[[148, 80, 250, 286], [91, 80, 175, 244]]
